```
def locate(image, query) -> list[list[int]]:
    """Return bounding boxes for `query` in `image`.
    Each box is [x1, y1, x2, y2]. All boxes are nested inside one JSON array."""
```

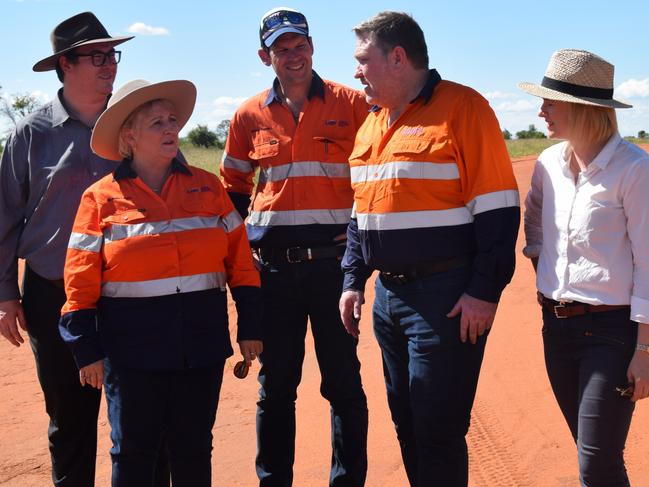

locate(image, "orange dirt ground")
[[1, 148, 648, 486]]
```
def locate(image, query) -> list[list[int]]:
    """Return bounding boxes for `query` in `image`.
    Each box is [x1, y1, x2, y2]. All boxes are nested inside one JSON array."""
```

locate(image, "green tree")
[[214, 119, 230, 149], [502, 129, 512, 140], [638, 130, 647, 139], [0, 85, 42, 129], [187, 124, 218, 148], [516, 124, 546, 139]]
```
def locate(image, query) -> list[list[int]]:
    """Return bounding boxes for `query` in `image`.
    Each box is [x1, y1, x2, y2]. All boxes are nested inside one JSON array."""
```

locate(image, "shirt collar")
[[262, 70, 325, 107], [590, 132, 623, 170], [369, 68, 442, 113], [114, 157, 192, 181], [559, 132, 623, 173], [51, 89, 72, 127]]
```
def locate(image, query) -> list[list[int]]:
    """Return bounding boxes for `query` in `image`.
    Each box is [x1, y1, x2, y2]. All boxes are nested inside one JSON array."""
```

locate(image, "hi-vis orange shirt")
[[342, 71, 520, 302], [59, 159, 261, 370], [221, 72, 369, 247]]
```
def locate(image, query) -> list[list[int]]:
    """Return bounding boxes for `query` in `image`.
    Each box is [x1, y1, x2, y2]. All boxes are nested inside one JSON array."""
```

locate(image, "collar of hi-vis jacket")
[[369, 68, 442, 113], [113, 157, 192, 181], [263, 70, 326, 107]]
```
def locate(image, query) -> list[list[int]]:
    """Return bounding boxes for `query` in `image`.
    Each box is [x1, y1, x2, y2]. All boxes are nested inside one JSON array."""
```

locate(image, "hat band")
[[541, 76, 613, 100]]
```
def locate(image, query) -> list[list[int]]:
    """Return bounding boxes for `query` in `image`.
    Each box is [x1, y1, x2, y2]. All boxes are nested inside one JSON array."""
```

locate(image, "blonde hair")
[[568, 103, 617, 146], [117, 99, 165, 159]]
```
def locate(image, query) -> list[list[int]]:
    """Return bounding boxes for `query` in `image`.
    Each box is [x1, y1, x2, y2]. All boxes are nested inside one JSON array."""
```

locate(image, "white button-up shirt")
[[524, 133, 649, 323]]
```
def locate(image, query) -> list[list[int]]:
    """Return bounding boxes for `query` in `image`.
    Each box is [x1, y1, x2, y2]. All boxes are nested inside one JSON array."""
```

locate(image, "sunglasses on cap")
[[260, 10, 308, 42]]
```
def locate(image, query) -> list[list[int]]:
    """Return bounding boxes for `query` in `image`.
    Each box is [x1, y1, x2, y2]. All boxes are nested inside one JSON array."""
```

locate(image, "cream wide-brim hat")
[[518, 49, 631, 109], [91, 79, 196, 161]]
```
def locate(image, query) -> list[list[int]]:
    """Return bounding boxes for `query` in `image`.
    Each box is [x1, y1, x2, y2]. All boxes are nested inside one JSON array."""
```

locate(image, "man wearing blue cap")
[[221, 7, 369, 486]]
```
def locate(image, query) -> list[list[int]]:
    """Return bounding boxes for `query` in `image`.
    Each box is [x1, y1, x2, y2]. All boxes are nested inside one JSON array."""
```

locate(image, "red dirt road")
[[1, 149, 648, 486]]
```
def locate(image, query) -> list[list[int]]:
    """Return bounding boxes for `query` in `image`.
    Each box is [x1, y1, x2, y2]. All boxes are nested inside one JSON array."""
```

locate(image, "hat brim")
[[32, 35, 134, 72], [517, 81, 632, 109], [263, 27, 308, 48], [91, 80, 197, 161]]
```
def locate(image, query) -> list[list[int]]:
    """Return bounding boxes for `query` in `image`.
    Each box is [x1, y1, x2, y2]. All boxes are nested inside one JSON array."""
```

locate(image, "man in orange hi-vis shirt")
[[220, 7, 368, 486], [339, 12, 520, 487]]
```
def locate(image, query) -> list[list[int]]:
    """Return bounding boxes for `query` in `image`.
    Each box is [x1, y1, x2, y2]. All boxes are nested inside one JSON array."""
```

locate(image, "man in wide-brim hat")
[[0, 11, 144, 487]]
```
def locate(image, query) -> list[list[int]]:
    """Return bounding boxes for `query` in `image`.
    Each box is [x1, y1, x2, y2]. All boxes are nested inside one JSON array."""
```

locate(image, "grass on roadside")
[[505, 138, 556, 158], [180, 139, 223, 174]]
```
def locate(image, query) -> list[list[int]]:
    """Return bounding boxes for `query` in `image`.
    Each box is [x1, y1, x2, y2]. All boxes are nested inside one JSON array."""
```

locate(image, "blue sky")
[[2, 0, 649, 138]]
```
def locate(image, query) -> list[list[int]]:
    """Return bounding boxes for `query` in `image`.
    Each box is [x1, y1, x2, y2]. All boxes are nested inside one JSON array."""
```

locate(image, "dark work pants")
[[256, 258, 368, 487], [22, 265, 102, 487], [105, 359, 225, 487], [542, 307, 637, 487], [372, 266, 487, 487], [22, 266, 170, 487]]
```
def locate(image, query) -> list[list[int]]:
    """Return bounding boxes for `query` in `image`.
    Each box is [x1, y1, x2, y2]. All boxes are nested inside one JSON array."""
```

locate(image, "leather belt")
[[379, 256, 472, 285], [256, 245, 345, 264], [537, 292, 630, 319]]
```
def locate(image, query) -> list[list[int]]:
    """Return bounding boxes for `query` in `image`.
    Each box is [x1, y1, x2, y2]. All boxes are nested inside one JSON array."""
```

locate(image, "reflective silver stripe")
[[258, 161, 350, 184], [351, 201, 357, 218], [350, 161, 459, 184], [356, 207, 473, 231], [104, 216, 221, 243], [220, 210, 243, 233], [248, 208, 352, 226], [101, 272, 227, 298], [466, 190, 520, 215], [222, 153, 254, 173], [68, 232, 102, 253]]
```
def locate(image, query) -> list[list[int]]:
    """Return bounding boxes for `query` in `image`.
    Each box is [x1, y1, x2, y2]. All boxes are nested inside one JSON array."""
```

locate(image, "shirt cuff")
[[522, 245, 541, 259], [631, 295, 649, 324]]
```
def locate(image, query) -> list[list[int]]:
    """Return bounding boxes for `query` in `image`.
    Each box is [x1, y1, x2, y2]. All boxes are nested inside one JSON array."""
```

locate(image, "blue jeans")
[[256, 258, 368, 487], [542, 307, 637, 487], [373, 266, 487, 487], [104, 359, 224, 487]]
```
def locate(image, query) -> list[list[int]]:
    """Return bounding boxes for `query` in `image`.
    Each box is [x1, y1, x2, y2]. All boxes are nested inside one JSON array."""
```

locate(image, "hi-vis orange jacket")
[[59, 159, 261, 370], [221, 72, 369, 247], [342, 70, 520, 302]]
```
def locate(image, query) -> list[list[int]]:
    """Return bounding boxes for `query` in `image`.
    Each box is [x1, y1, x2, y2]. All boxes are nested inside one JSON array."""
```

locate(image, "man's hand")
[[447, 293, 497, 344], [339, 290, 364, 338], [79, 360, 104, 389], [0, 299, 28, 347], [239, 340, 263, 367]]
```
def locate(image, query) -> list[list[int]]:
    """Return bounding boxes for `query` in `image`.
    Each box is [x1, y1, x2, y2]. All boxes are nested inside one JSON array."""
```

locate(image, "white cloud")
[[616, 78, 649, 99], [495, 99, 536, 112], [250, 72, 262, 78], [30, 90, 51, 103], [484, 91, 518, 100], [211, 96, 247, 118], [127, 22, 170, 36]]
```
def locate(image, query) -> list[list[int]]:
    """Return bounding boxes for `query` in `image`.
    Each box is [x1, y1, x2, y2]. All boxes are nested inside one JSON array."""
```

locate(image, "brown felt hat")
[[33, 12, 133, 72], [91, 79, 197, 161], [518, 49, 631, 109]]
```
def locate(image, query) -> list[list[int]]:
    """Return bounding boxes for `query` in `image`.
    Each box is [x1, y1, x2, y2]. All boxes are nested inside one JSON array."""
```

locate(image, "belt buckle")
[[554, 303, 569, 319], [286, 247, 303, 263]]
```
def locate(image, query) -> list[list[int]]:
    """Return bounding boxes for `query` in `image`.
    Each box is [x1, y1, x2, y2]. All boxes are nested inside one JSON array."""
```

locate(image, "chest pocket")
[[313, 136, 354, 162], [181, 191, 221, 216], [389, 138, 433, 161], [249, 133, 280, 163]]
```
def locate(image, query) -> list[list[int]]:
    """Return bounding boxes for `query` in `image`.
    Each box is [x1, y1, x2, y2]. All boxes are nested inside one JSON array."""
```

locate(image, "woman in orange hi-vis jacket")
[[58, 79, 262, 487]]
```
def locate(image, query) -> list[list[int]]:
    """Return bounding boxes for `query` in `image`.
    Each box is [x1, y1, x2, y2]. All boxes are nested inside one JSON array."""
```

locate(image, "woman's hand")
[[627, 351, 649, 402], [79, 360, 104, 389], [239, 340, 263, 367]]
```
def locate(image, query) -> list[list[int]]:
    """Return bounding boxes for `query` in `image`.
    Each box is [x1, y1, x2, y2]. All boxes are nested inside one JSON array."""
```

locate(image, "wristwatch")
[[636, 343, 649, 354]]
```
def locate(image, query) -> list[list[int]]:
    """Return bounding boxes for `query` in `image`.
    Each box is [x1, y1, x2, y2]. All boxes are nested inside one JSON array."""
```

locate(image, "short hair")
[[118, 99, 164, 159], [568, 103, 618, 146], [55, 52, 78, 83], [353, 11, 429, 70]]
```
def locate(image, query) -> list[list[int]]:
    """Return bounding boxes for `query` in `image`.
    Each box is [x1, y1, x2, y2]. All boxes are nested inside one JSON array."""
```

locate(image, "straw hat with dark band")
[[91, 79, 197, 161], [518, 49, 631, 109], [33, 12, 133, 72]]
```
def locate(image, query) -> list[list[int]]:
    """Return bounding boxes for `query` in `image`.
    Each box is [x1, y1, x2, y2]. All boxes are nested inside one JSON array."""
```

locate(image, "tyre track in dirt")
[[468, 399, 533, 487]]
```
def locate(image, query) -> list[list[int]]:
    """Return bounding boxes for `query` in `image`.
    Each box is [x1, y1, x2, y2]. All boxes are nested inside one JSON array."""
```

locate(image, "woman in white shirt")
[[520, 49, 649, 486]]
